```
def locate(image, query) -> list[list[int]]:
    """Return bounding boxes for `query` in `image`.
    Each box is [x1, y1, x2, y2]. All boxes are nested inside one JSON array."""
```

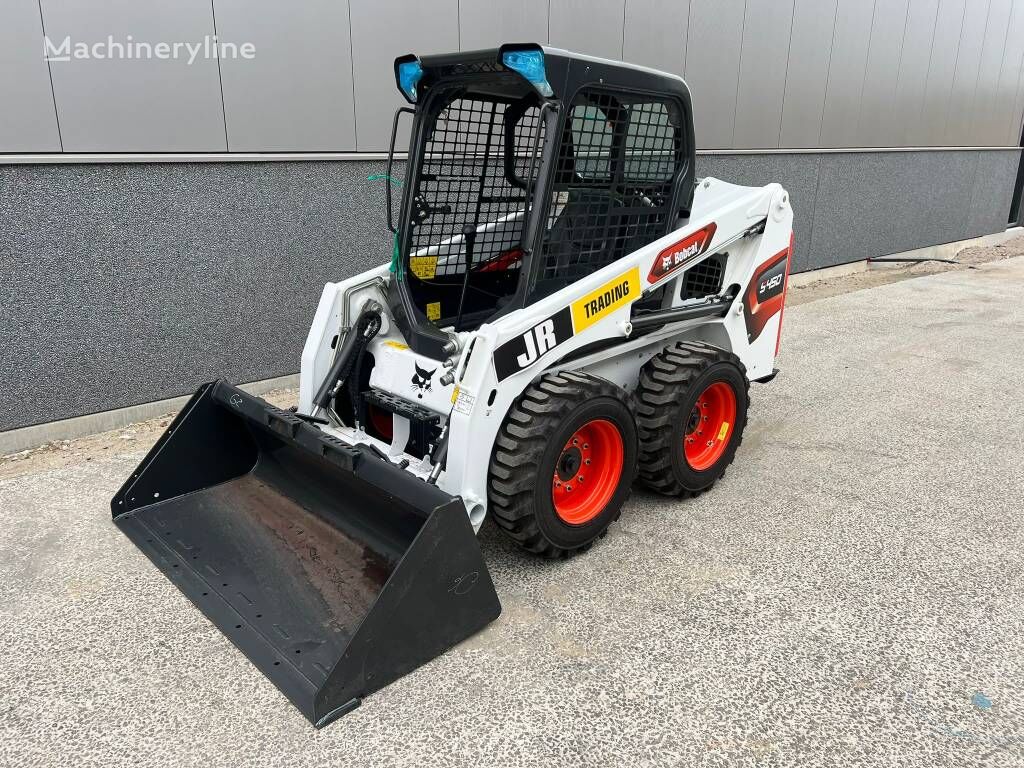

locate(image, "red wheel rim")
[[684, 381, 737, 471], [368, 405, 393, 441], [551, 419, 624, 525]]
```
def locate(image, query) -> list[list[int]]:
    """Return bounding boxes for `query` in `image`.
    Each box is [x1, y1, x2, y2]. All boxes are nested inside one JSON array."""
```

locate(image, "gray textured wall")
[[1, 148, 1020, 432], [3, 0, 1024, 153], [0, 160, 390, 431]]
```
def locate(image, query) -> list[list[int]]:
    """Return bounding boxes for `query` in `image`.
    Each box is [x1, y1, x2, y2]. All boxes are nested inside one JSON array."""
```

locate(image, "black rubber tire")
[[488, 371, 638, 558], [635, 342, 749, 496]]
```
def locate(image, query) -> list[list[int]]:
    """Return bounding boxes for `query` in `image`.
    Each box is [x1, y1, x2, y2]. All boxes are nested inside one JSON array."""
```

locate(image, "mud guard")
[[112, 381, 500, 727]]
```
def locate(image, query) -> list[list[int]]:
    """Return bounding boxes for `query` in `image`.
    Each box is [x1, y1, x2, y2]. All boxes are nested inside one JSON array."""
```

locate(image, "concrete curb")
[[787, 227, 1022, 287], [864, 227, 1022, 270], [0, 374, 298, 456]]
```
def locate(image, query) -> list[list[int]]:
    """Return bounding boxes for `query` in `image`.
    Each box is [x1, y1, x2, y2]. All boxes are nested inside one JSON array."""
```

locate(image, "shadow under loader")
[[111, 381, 500, 728]]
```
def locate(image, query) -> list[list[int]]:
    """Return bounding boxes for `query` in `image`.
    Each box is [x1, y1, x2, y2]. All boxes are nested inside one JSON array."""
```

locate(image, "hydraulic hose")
[[347, 313, 381, 428], [427, 424, 450, 484], [312, 302, 382, 413]]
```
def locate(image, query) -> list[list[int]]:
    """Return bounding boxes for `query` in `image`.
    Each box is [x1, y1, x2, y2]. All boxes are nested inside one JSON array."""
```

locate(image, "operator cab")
[[385, 44, 696, 358]]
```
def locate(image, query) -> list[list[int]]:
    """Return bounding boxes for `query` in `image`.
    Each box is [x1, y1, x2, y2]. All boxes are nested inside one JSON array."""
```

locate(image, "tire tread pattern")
[[635, 342, 749, 496], [488, 371, 635, 558]]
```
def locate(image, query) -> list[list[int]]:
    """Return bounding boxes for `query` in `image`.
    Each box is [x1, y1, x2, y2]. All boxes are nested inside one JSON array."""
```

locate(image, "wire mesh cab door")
[[528, 89, 689, 304], [393, 83, 549, 349]]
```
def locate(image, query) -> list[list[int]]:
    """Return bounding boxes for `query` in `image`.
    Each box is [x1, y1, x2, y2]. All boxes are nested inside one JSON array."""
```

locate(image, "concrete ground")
[[2, 249, 1023, 767]]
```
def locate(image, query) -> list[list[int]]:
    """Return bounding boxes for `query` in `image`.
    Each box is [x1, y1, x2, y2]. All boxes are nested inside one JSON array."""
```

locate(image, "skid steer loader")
[[113, 44, 793, 727]]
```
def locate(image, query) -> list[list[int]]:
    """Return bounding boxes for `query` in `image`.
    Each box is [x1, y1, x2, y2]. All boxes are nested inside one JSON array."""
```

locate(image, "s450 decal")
[[743, 245, 791, 343]]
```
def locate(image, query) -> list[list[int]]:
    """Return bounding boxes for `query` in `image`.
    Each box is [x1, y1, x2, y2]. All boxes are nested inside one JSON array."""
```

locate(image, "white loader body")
[[299, 177, 794, 529], [111, 45, 799, 725]]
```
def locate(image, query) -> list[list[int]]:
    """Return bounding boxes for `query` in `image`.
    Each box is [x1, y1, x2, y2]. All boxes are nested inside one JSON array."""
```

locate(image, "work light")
[[502, 49, 553, 97], [397, 59, 423, 102]]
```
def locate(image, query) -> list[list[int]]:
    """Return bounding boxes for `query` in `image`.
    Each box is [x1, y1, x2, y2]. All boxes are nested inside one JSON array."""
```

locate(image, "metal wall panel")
[[549, 0, 626, 59], [459, 0, 549, 50], [349, 0, 459, 152], [967, 0, 1012, 144], [858, 0, 911, 147], [40, 0, 227, 152], [779, 0, 838, 148], [1014, 76, 1024, 146], [818, 0, 877, 148], [895, 0, 941, 145], [733, 0, 795, 149], [943, 0, 991, 145], [996, 0, 1024, 145], [1015, 70, 1024, 148], [919, 0, 967, 147], [0, 0, 62, 152], [622, 0, 690, 74], [5, 0, 1024, 155], [684, 0, 745, 149], [213, 0, 356, 152]]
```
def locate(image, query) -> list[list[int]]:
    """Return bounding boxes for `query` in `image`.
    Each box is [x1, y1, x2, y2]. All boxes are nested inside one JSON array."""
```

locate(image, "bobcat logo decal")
[[411, 362, 436, 399]]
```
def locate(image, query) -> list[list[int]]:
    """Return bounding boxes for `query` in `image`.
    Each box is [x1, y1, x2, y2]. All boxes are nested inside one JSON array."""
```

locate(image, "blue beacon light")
[[502, 50, 553, 97], [397, 60, 424, 102]]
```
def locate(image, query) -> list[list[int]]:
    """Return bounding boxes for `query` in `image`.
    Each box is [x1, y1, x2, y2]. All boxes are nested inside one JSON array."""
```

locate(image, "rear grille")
[[681, 252, 726, 299]]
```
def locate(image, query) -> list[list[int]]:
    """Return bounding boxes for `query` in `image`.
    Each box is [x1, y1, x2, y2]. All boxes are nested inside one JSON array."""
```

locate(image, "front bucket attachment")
[[112, 381, 500, 727]]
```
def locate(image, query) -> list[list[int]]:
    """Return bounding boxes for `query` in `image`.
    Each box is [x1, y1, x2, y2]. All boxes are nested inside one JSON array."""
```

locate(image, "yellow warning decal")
[[382, 340, 409, 351], [426, 302, 441, 321], [410, 256, 438, 279], [451, 385, 460, 404], [717, 421, 730, 441], [570, 267, 641, 332]]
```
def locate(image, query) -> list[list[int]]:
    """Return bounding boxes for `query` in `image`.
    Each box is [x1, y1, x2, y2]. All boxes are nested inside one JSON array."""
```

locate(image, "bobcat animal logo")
[[411, 362, 436, 399]]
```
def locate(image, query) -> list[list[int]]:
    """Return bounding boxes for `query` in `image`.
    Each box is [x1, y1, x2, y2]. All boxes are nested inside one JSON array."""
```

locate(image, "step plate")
[[365, 389, 441, 425]]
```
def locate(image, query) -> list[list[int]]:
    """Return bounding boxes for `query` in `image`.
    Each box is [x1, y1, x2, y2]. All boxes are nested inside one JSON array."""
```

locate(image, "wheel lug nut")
[[578, 475, 584, 482], [584, 459, 591, 465], [583, 444, 589, 449], [566, 485, 572, 492]]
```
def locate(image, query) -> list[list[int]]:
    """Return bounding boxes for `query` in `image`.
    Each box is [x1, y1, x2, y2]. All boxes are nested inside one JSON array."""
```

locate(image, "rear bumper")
[[752, 367, 780, 384]]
